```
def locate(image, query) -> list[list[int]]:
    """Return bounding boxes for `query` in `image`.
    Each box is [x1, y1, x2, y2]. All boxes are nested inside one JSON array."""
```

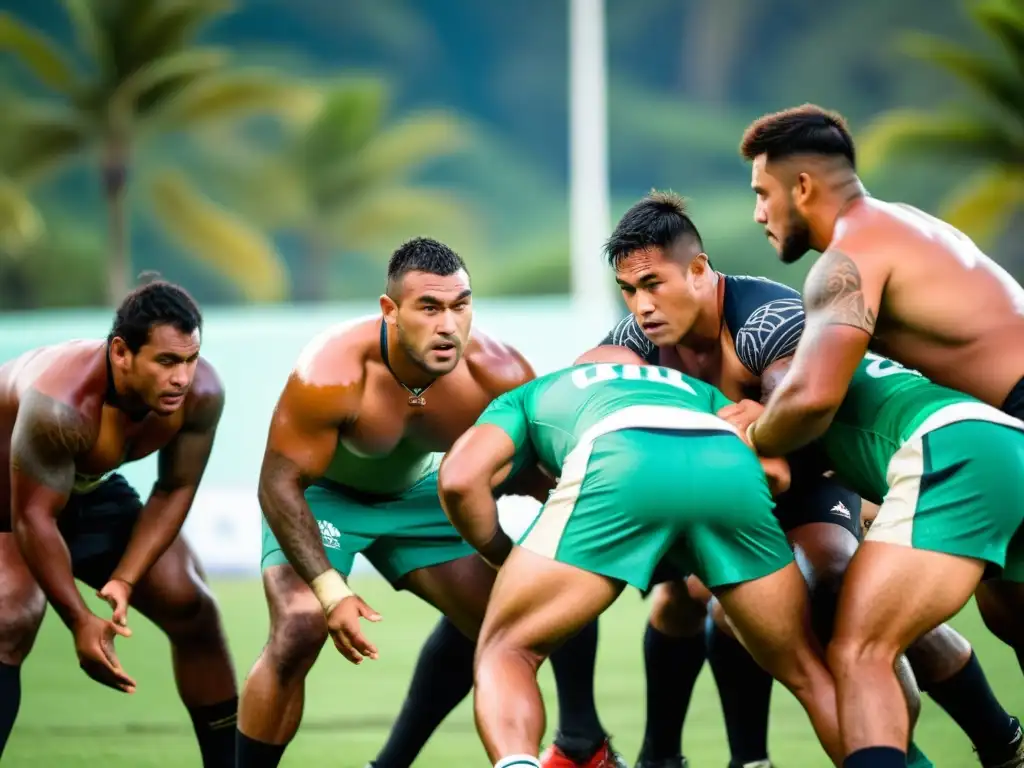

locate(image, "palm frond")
[[939, 167, 1024, 246], [972, 0, 1024, 77], [0, 175, 43, 256], [146, 70, 321, 135], [0, 12, 78, 93], [60, 0, 107, 72], [149, 169, 289, 302], [900, 32, 1024, 118], [857, 109, 1024, 175], [0, 106, 92, 181], [298, 80, 389, 181], [316, 111, 469, 206]]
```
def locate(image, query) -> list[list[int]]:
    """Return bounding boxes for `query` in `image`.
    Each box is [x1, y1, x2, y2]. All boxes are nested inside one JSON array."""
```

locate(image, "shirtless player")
[[235, 237, 619, 768], [0, 278, 237, 766], [554, 192, 1019, 768], [735, 104, 1024, 768]]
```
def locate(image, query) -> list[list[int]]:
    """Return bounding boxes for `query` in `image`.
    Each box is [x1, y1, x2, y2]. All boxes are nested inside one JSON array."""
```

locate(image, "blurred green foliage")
[[0, 0, 1014, 310]]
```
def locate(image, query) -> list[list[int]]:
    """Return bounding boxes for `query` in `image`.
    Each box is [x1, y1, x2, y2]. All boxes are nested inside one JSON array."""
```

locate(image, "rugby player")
[[550, 192, 1018, 768], [438, 346, 845, 768], [736, 104, 1024, 768], [236, 238, 620, 768], [0, 278, 237, 766]]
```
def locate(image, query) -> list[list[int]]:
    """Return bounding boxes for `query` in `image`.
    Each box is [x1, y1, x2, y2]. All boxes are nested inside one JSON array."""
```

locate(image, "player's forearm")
[[439, 480, 511, 568], [258, 475, 332, 584], [13, 511, 92, 630], [110, 488, 192, 586], [751, 377, 836, 457]]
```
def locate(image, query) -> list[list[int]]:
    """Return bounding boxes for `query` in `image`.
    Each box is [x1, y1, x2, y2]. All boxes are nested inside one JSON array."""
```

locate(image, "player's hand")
[[97, 578, 132, 629], [326, 595, 382, 665], [718, 399, 765, 442], [73, 613, 136, 694]]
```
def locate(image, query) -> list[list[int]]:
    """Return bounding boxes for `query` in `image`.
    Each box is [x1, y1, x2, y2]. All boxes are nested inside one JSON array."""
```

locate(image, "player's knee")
[[904, 623, 971, 686], [475, 627, 545, 677], [153, 578, 225, 647], [268, 606, 328, 679], [828, 633, 900, 678], [0, 595, 45, 665], [650, 579, 705, 636]]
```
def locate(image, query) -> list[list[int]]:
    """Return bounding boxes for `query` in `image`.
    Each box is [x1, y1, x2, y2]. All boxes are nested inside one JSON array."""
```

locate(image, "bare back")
[[271, 317, 534, 496], [0, 339, 214, 526], [825, 198, 1024, 406]]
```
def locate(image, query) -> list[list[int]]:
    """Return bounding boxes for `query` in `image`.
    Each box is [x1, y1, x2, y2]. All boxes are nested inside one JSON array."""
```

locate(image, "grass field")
[[6, 578, 1023, 767]]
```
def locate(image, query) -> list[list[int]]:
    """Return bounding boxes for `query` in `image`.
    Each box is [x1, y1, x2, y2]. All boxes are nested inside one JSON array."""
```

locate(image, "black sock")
[[373, 616, 475, 768], [636, 623, 706, 762], [706, 617, 772, 765], [550, 620, 607, 760], [923, 652, 1020, 763], [844, 746, 906, 768], [0, 662, 21, 760], [187, 697, 237, 767], [236, 729, 287, 768]]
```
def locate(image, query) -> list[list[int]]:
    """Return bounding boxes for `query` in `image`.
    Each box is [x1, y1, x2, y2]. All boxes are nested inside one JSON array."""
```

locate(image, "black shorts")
[[1002, 375, 1024, 419], [56, 474, 143, 589]]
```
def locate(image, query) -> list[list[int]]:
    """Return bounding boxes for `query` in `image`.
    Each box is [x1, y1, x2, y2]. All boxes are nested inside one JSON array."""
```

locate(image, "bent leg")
[[130, 537, 238, 768], [828, 542, 985, 759], [475, 546, 623, 763], [975, 578, 1024, 673], [715, 561, 843, 766], [0, 534, 46, 760], [236, 565, 328, 766]]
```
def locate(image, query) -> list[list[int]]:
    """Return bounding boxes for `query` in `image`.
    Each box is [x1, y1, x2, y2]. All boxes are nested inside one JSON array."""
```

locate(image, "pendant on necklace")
[[408, 394, 427, 407]]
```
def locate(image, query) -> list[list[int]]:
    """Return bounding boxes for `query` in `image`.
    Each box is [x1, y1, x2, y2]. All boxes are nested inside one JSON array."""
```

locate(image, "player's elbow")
[[437, 455, 485, 509], [789, 382, 843, 422]]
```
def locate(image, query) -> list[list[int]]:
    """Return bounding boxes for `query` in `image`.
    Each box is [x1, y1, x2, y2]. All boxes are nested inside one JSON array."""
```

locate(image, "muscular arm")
[[751, 250, 881, 457], [9, 390, 97, 630], [438, 425, 519, 568], [111, 382, 225, 587], [258, 373, 356, 585]]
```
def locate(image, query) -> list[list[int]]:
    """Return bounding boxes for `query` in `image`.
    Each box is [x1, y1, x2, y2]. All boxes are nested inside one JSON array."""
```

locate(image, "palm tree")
[[858, 0, 1024, 247], [0, 0, 316, 303], [0, 174, 43, 258], [196, 78, 476, 301]]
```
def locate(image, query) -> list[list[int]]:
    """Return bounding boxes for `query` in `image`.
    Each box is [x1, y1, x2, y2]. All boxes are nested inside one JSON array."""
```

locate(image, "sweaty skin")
[[753, 198, 1024, 456], [0, 339, 223, 630], [258, 316, 540, 588]]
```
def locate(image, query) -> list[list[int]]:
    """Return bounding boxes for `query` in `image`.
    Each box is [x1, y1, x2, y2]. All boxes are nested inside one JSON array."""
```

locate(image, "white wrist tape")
[[310, 570, 353, 614]]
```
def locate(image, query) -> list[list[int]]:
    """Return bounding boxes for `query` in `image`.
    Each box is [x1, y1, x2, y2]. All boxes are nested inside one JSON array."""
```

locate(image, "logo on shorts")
[[830, 501, 852, 519], [318, 520, 341, 550]]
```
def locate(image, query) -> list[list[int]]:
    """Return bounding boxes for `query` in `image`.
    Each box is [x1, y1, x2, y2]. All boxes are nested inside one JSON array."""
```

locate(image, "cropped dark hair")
[[604, 191, 704, 266], [386, 237, 467, 286], [740, 104, 856, 168], [109, 272, 202, 353]]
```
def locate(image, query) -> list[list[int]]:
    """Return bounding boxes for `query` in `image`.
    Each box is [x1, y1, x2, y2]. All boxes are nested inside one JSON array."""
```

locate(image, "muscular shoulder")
[[465, 329, 535, 397], [278, 317, 375, 422], [183, 357, 226, 430], [598, 314, 658, 363], [733, 296, 805, 377]]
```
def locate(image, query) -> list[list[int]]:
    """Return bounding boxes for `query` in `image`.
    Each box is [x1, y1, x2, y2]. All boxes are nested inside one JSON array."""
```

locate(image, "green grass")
[[7, 578, 1023, 767]]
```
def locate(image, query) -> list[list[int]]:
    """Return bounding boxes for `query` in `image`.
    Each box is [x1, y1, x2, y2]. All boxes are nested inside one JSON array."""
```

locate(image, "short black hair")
[[386, 237, 467, 291], [109, 272, 203, 353], [604, 191, 705, 266], [740, 104, 856, 168]]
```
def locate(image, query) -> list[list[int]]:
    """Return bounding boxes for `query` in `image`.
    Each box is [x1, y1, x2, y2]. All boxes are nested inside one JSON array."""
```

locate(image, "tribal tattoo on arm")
[[803, 250, 878, 335]]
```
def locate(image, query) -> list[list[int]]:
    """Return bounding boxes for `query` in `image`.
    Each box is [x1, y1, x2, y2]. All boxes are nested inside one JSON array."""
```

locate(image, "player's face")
[[614, 247, 703, 346], [751, 155, 812, 264], [394, 270, 473, 376], [111, 323, 201, 416]]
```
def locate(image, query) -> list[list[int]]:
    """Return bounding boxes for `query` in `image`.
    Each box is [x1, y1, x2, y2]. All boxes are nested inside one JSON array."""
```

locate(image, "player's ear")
[[794, 171, 815, 207], [379, 293, 398, 325], [689, 252, 711, 280], [109, 336, 131, 366]]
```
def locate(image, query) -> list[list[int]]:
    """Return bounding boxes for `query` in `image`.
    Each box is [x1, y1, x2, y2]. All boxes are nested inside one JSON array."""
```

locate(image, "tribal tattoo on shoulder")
[[804, 250, 877, 335], [10, 389, 95, 495]]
